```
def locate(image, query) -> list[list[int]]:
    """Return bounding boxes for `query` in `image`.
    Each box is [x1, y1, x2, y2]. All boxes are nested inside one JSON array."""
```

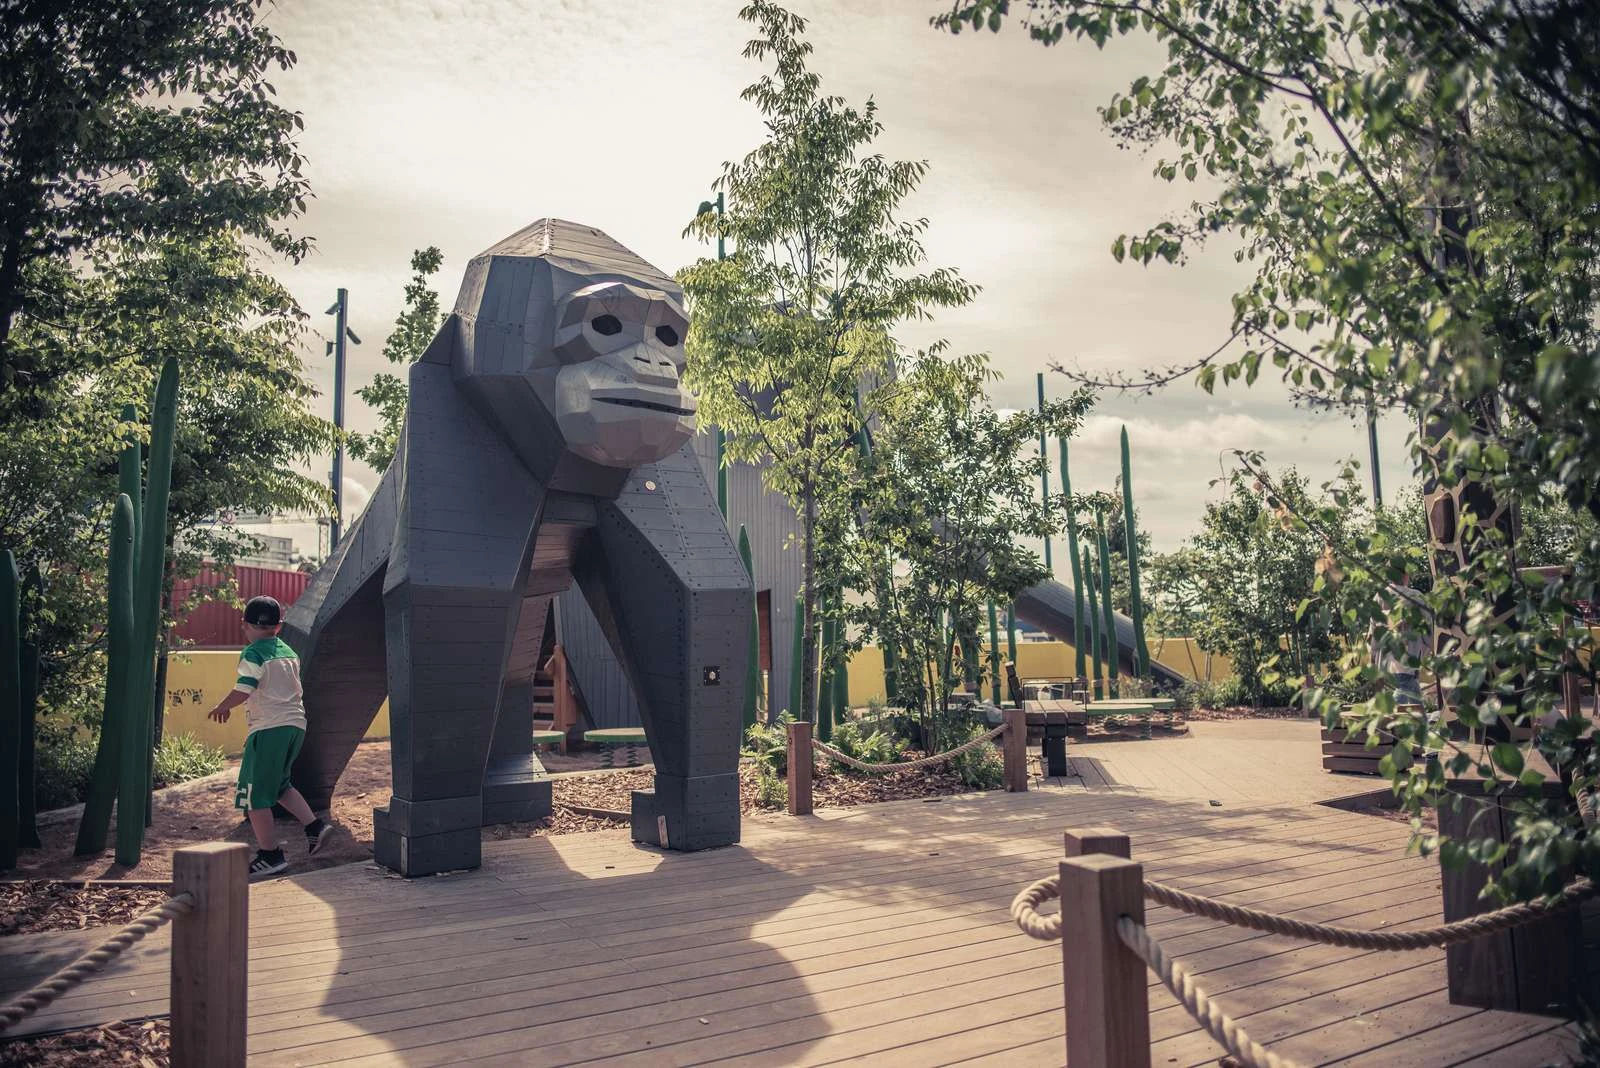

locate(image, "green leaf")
[[1491, 743, 1523, 776]]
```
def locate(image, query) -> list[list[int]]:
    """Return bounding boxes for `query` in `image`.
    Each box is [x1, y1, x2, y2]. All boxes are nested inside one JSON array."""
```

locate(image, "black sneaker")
[[249, 849, 288, 879], [304, 818, 333, 857]]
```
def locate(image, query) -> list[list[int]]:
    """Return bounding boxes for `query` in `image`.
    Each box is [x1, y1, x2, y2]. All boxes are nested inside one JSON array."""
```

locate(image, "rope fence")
[[811, 722, 1006, 773], [786, 708, 1030, 814], [1015, 826, 1593, 1068], [0, 842, 249, 1068], [0, 892, 193, 1034]]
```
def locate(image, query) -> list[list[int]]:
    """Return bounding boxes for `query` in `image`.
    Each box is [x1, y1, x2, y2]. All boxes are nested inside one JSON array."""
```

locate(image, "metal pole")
[[1036, 373, 1052, 572], [330, 288, 349, 550], [1366, 400, 1383, 510]]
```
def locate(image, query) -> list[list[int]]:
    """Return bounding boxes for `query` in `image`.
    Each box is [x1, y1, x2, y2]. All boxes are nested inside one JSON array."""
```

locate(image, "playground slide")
[[1011, 578, 1186, 688]]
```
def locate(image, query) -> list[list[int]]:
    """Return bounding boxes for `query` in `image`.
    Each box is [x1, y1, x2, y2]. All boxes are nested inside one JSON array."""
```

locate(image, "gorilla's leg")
[[371, 362, 544, 876], [577, 446, 752, 850]]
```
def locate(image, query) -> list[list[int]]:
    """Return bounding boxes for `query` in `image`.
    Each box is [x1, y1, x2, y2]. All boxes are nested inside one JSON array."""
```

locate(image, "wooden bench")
[[1025, 700, 1079, 776], [583, 727, 648, 768]]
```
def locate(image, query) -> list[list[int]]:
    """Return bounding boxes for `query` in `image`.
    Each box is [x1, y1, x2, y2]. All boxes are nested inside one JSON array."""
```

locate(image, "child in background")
[[207, 595, 332, 877]]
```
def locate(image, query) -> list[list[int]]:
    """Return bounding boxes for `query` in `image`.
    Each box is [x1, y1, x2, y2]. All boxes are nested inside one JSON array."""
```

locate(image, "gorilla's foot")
[[631, 773, 740, 851], [483, 752, 553, 825], [373, 795, 483, 877]]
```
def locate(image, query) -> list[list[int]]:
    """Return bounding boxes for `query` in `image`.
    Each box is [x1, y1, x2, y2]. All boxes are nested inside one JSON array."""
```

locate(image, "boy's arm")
[[208, 689, 249, 722], [210, 649, 263, 722]]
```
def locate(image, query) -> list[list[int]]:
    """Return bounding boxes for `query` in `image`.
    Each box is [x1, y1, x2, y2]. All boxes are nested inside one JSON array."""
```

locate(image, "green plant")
[[752, 764, 787, 809], [827, 720, 898, 768], [949, 723, 1004, 790], [151, 734, 226, 789], [743, 712, 793, 777], [33, 733, 98, 813], [1, 550, 18, 869]]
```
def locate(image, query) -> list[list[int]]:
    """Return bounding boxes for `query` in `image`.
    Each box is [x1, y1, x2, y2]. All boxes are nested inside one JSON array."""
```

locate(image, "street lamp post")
[[324, 289, 361, 551], [697, 193, 729, 519]]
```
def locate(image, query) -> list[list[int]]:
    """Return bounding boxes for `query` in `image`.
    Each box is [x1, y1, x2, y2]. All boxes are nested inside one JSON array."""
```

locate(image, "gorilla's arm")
[[284, 437, 403, 812]]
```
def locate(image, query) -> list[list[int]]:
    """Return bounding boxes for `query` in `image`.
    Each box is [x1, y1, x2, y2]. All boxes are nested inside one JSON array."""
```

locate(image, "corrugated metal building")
[[557, 429, 802, 729]]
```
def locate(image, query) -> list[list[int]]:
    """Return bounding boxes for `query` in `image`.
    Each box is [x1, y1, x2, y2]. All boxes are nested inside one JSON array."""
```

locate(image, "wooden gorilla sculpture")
[[283, 219, 752, 876]]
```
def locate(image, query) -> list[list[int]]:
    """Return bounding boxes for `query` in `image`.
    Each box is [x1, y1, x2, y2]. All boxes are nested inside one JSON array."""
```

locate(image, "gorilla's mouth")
[[597, 397, 695, 418]]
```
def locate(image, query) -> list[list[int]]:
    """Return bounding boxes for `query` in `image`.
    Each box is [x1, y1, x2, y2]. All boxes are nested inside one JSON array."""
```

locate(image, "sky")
[[259, 0, 1416, 567]]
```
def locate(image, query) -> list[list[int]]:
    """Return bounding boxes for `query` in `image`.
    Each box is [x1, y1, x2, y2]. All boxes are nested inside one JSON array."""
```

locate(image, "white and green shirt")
[[234, 637, 307, 734]]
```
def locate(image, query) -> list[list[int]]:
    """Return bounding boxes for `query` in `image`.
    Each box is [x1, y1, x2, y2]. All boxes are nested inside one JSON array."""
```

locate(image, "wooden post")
[[1060, 853, 1150, 1067], [787, 720, 813, 816], [1065, 826, 1130, 859], [170, 842, 248, 1068], [1004, 705, 1028, 792]]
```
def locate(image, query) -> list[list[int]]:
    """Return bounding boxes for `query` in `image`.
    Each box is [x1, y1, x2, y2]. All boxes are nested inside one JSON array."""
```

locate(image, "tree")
[[1148, 468, 1343, 705], [937, 0, 1600, 899], [842, 349, 1089, 745], [0, 0, 308, 396], [680, 0, 977, 724], [348, 247, 445, 472], [0, 1, 328, 762]]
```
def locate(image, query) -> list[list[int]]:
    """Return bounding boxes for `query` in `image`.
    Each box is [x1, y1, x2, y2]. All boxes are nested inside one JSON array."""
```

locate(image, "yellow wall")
[[840, 638, 1234, 706], [162, 650, 389, 757]]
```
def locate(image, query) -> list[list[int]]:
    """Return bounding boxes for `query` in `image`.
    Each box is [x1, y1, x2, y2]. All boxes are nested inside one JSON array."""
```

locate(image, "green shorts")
[[235, 725, 305, 812]]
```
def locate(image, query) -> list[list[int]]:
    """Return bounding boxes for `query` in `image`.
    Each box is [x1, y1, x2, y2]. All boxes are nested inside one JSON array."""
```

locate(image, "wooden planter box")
[[1438, 780, 1590, 1016], [1320, 726, 1419, 775]]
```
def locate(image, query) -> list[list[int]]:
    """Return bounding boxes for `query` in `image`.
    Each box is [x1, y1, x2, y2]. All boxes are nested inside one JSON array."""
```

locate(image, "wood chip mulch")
[[0, 1019, 168, 1067], [1183, 706, 1310, 721], [0, 882, 170, 937]]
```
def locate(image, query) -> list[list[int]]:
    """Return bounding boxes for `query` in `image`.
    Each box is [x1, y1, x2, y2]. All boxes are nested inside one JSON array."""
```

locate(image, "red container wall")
[[170, 565, 310, 648]]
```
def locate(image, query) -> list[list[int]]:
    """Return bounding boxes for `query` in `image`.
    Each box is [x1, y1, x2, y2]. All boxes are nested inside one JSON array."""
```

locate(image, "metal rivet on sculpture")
[[283, 219, 752, 876]]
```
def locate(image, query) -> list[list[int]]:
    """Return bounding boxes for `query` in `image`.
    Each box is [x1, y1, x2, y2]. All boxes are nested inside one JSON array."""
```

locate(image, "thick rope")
[[1143, 877, 1597, 950], [1009, 874, 1596, 948], [812, 722, 1007, 773], [1118, 916, 1299, 1068], [0, 892, 194, 1034]]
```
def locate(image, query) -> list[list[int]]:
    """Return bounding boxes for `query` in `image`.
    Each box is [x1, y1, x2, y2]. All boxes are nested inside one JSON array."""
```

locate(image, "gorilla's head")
[[439, 219, 696, 471]]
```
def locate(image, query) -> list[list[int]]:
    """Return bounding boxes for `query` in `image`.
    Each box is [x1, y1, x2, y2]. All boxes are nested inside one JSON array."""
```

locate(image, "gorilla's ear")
[[419, 314, 459, 365]]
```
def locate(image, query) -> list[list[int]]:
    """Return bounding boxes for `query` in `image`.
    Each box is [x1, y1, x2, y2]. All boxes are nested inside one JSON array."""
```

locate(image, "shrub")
[[743, 712, 792, 776], [827, 720, 899, 768], [152, 734, 227, 788], [34, 732, 98, 812], [752, 764, 787, 808], [949, 723, 1004, 790]]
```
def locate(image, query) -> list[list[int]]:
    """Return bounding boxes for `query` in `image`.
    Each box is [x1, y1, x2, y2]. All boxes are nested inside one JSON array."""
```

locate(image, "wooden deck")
[[2, 764, 1581, 1065]]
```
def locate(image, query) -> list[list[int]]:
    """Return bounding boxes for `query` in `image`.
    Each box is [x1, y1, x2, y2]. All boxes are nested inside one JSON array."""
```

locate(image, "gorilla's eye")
[[655, 325, 681, 347], [591, 314, 622, 336]]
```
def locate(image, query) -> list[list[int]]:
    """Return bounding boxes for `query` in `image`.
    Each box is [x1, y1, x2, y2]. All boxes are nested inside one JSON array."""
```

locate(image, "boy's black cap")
[[244, 596, 282, 627]]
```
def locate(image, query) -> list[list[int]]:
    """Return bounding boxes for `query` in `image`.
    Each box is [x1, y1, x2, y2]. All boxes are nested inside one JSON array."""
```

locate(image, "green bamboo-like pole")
[[107, 495, 139, 866], [1120, 427, 1150, 678], [0, 550, 19, 870], [18, 564, 40, 849], [818, 610, 836, 742], [119, 358, 178, 866], [76, 419, 141, 856], [1083, 543, 1103, 699], [1005, 606, 1017, 678], [831, 616, 849, 729], [987, 601, 1002, 705], [788, 591, 804, 719], [1097, 514, 1118, 699], [1058, 439, 1087, 679], [1036, 374, 1052, 572], [736, 527, 760, 731]]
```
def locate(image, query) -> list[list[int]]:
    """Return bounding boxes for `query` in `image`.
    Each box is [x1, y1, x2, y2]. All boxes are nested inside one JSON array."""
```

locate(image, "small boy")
[[207, 595, 332, 877]]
